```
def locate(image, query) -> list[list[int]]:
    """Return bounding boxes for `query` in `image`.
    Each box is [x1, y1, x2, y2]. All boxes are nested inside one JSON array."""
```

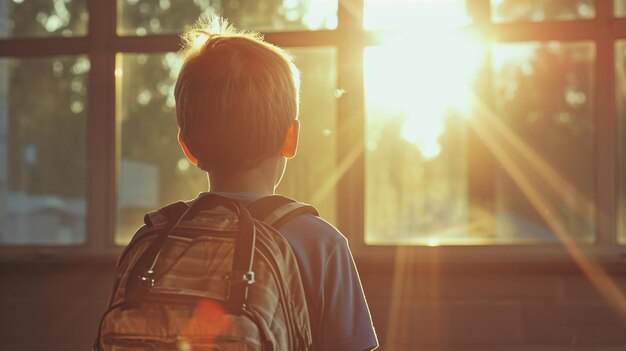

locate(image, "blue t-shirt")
[[215, 192, 378, 351]]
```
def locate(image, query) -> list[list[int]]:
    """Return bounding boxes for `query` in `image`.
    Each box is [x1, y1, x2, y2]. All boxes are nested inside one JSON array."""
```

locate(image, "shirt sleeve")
[[319, 236, 379, 351]]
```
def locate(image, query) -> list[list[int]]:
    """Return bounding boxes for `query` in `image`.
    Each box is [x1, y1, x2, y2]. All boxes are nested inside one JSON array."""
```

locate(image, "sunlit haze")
[[365, 0, 483, 160]]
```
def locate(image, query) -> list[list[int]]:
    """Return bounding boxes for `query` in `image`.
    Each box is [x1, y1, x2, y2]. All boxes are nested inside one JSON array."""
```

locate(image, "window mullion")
[[615, 19, 626, 38], [594, 0, 617, 247], [0, 38, 90, 57], [336, 0, 365, 242], [86, 0, 117, 250], [467, 0, 490, 23]]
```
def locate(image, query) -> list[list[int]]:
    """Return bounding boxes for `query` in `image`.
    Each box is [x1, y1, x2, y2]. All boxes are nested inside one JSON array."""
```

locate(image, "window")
[[1, 0, 625, 262], [116, 52, 202, 243], [490, 0, 595, 23], [0, 56, 88, 245], [616, 0, 626, 17], [354, 0, 623, 257], [491, 41, 595, 243], [363, 0, 471, 30], [0, 0, 88, 38], [117, 0, 337, 35], [364, 44, 473, 245]]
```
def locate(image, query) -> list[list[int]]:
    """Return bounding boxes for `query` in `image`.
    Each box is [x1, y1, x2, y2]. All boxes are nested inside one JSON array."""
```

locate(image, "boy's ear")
[[177, 130, 199, 166], [280, 120, 300, 159]]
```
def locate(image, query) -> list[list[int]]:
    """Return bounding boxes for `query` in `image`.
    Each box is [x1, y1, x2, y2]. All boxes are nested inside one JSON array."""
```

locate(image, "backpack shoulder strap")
[[248, 195, 319, 229], [123, 201, 189, 303], [143, 201, 189, 227], [118, 201, 189, 267], [110, 201, 190, 307]]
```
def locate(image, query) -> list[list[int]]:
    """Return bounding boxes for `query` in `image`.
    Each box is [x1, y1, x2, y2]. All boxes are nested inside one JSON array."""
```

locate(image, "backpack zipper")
[[102, 334, 261, 349], [97, 299, 265, 349]]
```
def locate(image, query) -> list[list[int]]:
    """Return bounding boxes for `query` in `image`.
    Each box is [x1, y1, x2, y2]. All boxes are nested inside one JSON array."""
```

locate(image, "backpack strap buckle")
[[225, 271, 255, 286], [138, 269, 156, 288]]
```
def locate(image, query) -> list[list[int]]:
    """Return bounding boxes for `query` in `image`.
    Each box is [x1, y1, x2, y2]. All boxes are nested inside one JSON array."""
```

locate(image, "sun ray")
[[471, 98, 595, 221], [310, 136, 363, 206], [467, 96, 626, 315]]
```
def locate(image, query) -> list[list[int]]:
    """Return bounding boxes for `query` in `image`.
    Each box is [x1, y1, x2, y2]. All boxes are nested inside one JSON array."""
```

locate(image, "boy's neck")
[[209, 177, 274, 196], [208, 159, 282, 197]]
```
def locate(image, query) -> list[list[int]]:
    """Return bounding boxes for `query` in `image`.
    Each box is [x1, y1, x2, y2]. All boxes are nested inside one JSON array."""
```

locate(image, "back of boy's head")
[[174, 16, 300, 176]]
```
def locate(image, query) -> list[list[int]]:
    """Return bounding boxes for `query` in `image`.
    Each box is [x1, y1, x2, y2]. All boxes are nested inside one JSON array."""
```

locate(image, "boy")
[[174, 17, 378, 350]]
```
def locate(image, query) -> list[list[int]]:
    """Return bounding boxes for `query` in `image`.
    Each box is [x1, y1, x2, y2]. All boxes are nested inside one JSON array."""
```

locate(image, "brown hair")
[[174, 16, 300, 175]]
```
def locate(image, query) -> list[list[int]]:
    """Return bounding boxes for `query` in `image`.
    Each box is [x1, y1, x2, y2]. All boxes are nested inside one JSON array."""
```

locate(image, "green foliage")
[[8, 57, 88, 198], [494, 42, 595, 239], [8, 0, 87, 37]]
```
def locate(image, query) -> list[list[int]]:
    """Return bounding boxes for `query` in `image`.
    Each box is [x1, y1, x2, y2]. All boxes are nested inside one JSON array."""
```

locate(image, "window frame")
[[0, 0, 624, 266], [339, 0, 626, 266]]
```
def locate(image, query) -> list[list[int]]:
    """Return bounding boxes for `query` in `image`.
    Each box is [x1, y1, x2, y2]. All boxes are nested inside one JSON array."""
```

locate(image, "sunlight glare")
[[365, 30, 484, 159], [300, 0, 338, 29], [364, 0, 470, 30], [426, 238, 440, 247]]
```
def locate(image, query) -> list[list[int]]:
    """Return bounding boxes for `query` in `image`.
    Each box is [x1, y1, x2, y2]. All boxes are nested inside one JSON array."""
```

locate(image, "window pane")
[[117, 0, 337, 36], [364, 0, 470, 30], [116, 53, 205, 244], [616, 0, 626, 17], [276, 47, 337, 225], [491, 0, 595, 23], [364, 36, 485, 245], [116, 48, 337, 244], [0, 0, 87, 38], [617, 41, 626, 244], [492, 41, 595, 243], [0, 56, 88, 244]]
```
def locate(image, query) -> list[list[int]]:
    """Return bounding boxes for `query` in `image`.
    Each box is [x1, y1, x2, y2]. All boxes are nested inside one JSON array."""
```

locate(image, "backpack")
[[94, 193, 318, 351]]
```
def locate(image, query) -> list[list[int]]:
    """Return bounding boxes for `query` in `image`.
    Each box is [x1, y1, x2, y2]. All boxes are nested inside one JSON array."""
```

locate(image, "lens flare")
[[179, 299, 233, 345]]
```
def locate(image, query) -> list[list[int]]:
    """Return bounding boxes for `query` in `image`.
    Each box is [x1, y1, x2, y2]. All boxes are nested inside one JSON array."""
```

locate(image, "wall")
[[359, 261, 626, 351], [0, 261, 114, 350], [1, 259, 626, 351]]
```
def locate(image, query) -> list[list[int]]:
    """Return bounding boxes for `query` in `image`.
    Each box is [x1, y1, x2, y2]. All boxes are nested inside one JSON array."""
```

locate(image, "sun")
[[364, 0, 485, 160]]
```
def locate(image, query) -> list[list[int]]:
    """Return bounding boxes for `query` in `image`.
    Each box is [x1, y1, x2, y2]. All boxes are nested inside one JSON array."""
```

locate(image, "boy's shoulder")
[[278, 210, 350, 264], [282, 212, 345, 243]]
